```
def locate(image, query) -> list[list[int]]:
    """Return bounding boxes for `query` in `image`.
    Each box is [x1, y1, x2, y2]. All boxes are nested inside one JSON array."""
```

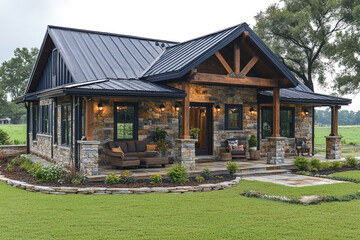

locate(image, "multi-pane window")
[[41, 105, 50, 134], [262, 107, 295, 138], [114, 103, 138, 140], [32, 103, 38, 140], [225, 104, 243, 130], [61, 103, 72, 145]]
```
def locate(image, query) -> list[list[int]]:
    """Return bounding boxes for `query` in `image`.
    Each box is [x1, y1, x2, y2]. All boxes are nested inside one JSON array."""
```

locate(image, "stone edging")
[[0, 175, 241, 195]]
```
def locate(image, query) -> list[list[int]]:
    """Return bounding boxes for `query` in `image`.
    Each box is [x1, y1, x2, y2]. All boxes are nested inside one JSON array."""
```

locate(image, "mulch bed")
[[0, 158, 235, 188]]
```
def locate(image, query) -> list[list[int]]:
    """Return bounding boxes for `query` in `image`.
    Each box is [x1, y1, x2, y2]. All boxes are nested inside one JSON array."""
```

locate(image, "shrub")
[[190, 128, 200, 139], [294, 156, 309, 171], [20, 160, 33, 172], [195, 176, 205, 183], [105, 173, 120, 184], [248, 135, 258, 148], [32, 164, 63, 182], [226, 161, 238, 175], [320, 160, 331, 170], [216, 175, 224, 179], [152, 128, 168, 142], [200, 168, 211, 180], [310, 158, 321, 171], [149, 174, 162, 184], [332, 161, 343, 170], [11, 158, 19, 165], [28, 162, 42, 175], [345, 156, 358, 168], [6, 163, 13, 172], [119, 170, 136, 184], [0, 129, 9, 145], [166, 164, 189, 183]]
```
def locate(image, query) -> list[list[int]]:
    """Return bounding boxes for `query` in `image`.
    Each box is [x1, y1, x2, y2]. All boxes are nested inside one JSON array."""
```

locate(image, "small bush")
[[320, 160, 331, 170], [200, 168, 211, 180], [166, 164, 189, 183], [6, 163, 13, 172], [28, 162, 42, 175], [32, 164, 63, 182], [195, 176, 205, 183], [149, 174, 162, 184], [248, 135, 258, 148], [0, 129, 9, 145], [332, 161, 343, 170], [105, 173, 120, 184], [71, 175, 84, 185], [226, 161, 238, 175], [119, 170, 136, 184], [216, 175, 224, 179], [11, 158, 19, 165], [20, 161, 33, 172], [310, 158, 321, 171], [294, 156, 309, 171], [345, 156, 358, 168]]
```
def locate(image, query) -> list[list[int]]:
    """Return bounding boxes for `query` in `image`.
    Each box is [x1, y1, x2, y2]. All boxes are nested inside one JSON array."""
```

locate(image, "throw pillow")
[[112, 147, 125, 159], [228, 139, 238, 148], [232, 145, 244, 151], [146, 145, 156, 151]]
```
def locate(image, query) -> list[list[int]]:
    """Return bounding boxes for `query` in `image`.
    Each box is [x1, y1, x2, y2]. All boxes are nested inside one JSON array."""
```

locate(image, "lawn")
[[1, 180, 360, 239], [0, 124, 26, 145], [330, 170, 360, 181]]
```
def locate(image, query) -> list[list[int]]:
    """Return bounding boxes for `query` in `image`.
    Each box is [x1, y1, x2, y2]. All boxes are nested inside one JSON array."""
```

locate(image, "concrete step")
[[235, 169, 291, 177]]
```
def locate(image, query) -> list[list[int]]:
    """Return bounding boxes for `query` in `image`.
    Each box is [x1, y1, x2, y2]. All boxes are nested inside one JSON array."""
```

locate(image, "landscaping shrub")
[[105, 173, 120, 184], [294, 156, 309, 171], [119, 170, 136, 184], [248, 135, 258, 148], [32, 164, 63, 182], [28, 162, 42, 175], [195, 176, 205, 183], [0, 129, 9, 145], [166, 163, 189, 183], [20, 160, 33, 172], [332, 161, 343, 170], [226, 161, 238, 175], [310, 158, 321, 171], [6, 163, 13, 172], [152, 128, 168, 142], [345, 156, 358, 169], [149, 174, 162, 184], [200, 168, 211, 180], [320, 160, 331, 170]]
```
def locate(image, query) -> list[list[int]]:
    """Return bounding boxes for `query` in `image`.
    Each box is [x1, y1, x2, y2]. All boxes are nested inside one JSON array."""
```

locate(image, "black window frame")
[[61, 102, 72, 146], [41, 105, 50, 135], [114, 102, 138, 141], [32, 103, 39, 140], [54, 99, 58, 144], [225, 104, 243, 130], [261, 106, 295, 138]]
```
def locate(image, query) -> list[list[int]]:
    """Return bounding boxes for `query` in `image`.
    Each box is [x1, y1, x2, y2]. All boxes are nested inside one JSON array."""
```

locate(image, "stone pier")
[[267, 137, 286, 164], [325, 136, 342, 159], [174, 139, 197, 170], [78, 140, 100, 176]]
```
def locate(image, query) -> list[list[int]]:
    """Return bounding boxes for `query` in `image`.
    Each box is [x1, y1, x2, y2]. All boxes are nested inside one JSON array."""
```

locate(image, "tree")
[[0, 47, 39, 99], [254, 0, 359, 91]]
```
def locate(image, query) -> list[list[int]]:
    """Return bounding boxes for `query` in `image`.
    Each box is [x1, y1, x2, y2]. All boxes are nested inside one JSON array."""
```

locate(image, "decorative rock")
[[34, 186, 55, 192], [299, 195, 323, 205]]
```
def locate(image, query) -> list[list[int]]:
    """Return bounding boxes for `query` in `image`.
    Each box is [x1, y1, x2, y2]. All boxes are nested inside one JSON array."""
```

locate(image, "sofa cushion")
[[116, 141, 128, 153], [127, 141, 136, 152], [231, 151, 245, 155], [109, 142, 117, 149], [232, 145, 244, 151], [125, 152, 138, 158], [138, 151, 157, 158], [136, 141, 147, 152]]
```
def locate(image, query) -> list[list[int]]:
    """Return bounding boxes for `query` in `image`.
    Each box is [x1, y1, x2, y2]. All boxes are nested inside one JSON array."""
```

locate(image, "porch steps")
[[235, 169, 291, 177], [195, 155, 217, 162]]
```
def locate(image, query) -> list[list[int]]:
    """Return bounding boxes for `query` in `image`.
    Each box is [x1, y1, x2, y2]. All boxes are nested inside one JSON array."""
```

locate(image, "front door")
[[190, 103, 213, 155]]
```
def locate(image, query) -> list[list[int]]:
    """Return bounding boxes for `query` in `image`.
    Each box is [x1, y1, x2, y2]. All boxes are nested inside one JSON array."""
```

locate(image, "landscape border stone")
[[0, 174, 241, 195]]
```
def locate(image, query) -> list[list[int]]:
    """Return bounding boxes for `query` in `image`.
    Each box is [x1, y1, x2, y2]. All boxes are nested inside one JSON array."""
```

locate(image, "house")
[[0, 118, 11, 124], [17, 23, 351, 176]]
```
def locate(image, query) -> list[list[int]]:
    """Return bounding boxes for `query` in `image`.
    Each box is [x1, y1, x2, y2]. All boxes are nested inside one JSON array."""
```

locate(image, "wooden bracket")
[[215, 51, 233, 74]]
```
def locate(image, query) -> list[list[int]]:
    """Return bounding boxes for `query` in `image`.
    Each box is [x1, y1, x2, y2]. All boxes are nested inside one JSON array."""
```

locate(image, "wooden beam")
[[272, 87, 280, 137], [240, 56, 259, 76], [241, 31, 249, 39], [234, 40, 241, 75], [85, 99, 94, 141], [191, 73, 278, 88], [331, 106, 340, 136], [181, 72, 191, 139], [215, 51, 233, 74]]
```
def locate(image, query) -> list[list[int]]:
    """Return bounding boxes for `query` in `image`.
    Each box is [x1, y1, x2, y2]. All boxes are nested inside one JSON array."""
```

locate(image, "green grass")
[[330, 170, 360, 180], [1, 180, 360, 239], [0, 124, 26, 145]]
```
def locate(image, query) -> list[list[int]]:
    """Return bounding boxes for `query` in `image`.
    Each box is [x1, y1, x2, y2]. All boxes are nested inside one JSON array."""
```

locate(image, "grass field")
[[0, 124, 26, 145], [1, 180, 360, 239], [330, 171, 360, 181]]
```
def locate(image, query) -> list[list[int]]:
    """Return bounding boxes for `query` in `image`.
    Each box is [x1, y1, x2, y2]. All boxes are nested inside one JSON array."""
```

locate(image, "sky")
[[0, 0, 359, 110]]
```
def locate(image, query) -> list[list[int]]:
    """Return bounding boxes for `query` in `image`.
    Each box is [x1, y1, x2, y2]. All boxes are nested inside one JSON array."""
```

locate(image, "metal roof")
[[48, 26, 177, 83]]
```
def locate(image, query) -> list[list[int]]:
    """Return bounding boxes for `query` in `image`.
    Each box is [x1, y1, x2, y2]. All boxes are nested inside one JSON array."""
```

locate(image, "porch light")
[[160, 104, 166, 112], [249, 107, 255, 115], [215, 105, 221, 112], [98, 102, 103, 111], [303, 109, 309, 116], [175, 104, 180, 111]]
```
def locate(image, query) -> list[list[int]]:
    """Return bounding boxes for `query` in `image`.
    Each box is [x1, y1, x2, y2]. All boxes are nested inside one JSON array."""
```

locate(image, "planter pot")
[[249, 147, 257, 151]]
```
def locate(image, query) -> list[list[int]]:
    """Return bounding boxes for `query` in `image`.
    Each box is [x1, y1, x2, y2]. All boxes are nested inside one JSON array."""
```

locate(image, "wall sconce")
[[175, 104, 180, 111], [302, 108, 309, 116], [249, 107, 256, 115], [160, 104, 165, 112], [215, 105, 221, 112], [98, 102, 103, 111]]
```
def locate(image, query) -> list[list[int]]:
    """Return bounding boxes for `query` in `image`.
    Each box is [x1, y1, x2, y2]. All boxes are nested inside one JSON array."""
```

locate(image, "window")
[[114, 103, 138, 140], [54, 100, 58, 144], [32, 103, 38, 140], [61, 103, 72, 145], [261, 107, 295, 138], [41, 105, 50, 134], [225, 104, 243, 130]]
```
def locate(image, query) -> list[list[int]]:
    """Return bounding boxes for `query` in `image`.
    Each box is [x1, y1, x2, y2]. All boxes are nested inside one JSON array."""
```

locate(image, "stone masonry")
[[267, 137, 286, 164], [78, 140, 100, 176], [174, 139, 197, 170], [325, 136, 342, 159]]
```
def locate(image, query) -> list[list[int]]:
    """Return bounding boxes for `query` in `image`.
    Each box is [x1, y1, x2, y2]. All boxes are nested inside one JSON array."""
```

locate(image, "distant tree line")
[[315, 108, 360, 126]]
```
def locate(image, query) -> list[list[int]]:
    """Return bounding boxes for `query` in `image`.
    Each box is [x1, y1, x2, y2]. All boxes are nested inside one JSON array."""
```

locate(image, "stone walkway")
[[242, 173, 345, 187]]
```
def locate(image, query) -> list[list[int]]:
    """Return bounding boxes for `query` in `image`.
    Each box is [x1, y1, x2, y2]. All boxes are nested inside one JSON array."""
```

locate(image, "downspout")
[[25, 102, 30, 154], [312, 106, 315, 156]]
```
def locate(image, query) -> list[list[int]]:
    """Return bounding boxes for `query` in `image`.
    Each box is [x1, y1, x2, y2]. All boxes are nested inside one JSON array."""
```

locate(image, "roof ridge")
[[47, 25, 179, 44]]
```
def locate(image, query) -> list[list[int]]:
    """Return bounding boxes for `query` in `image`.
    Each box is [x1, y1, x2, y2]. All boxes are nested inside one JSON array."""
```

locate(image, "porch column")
[[267, 87, 285, 164], [326, 106, 342, 159], [85, 99, 94, 141], [77, 140, 100, 176], [181, 81, 190, 139]]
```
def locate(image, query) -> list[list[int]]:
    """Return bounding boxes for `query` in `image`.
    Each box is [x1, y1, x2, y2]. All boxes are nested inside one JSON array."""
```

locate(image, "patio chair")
[[227, 138, 247, 160], [295, 138, 312, 156]]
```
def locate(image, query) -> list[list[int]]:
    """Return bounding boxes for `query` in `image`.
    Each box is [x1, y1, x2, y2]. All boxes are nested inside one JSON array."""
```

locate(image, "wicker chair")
[[295, 138, 312, 156], [227, 138, 248, 160]]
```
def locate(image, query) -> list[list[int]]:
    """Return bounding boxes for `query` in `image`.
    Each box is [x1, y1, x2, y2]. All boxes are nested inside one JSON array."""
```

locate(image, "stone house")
[[17, 23, 351, 176]]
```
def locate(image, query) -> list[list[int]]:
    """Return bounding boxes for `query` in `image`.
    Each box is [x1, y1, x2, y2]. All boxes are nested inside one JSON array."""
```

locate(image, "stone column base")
[[325, 136, 342, 159], [267, 137, 286, 164], [77, 140, 100, 176], [174, 139, 197, 170]]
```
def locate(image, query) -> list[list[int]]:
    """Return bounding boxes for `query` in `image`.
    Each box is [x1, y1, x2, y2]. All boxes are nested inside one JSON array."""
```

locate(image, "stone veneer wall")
[[0, 145, 27, 157], [325, 136, 342, 159]]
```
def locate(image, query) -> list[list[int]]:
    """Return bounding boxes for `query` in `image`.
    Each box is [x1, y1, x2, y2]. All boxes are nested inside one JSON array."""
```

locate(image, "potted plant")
[[248, 135, 258, 151], [155, 139, 169, 157], [190, 128, 201, 139]]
